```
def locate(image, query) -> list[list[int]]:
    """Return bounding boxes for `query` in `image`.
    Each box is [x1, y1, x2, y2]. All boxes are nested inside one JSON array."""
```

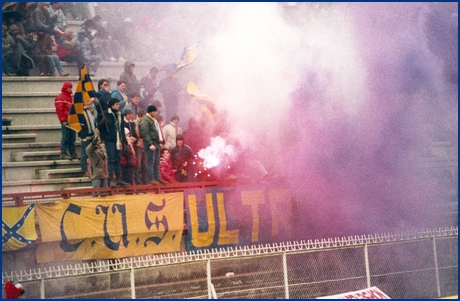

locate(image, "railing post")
[[283, 251, 289, 299], [364, 243, 371, 288], [40, 278, 45, 299], [13, 196, 23, 207], [207, 258, 212, 299], [130, 267, 136, 299], [433, 237, 441, 298]]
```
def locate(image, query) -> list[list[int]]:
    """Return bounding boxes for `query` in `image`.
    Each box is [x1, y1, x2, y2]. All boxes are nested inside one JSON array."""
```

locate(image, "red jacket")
[[55, 81, 73, 123], [160, 157, 177, 183], [56, 33, 75, 59]]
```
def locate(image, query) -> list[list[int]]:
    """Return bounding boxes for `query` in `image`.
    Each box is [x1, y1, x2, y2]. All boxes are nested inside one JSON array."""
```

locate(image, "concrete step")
[[37, 167, 86, 179], [2, 133, 38, 143], [10, 150, 62, 162], [3, 141, 81, 163], [2, 62, 150, 93], [3, 160, 81, 181], [2, 177, 92, 194], [2, 92, 62, 109], [3, 108, 57, 126], [2, 125, 61, 143]]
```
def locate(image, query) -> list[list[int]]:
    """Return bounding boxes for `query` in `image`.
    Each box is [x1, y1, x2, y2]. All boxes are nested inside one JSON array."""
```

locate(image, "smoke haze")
[[107, 2, 457, 239]]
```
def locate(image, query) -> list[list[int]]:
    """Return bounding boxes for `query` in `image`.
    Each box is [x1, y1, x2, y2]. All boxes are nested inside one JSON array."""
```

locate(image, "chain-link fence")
[[2, 227, 457, 299]]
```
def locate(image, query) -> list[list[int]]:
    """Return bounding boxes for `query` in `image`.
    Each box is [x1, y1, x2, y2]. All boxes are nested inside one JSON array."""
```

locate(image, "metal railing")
[[2, 227, 457, 299]]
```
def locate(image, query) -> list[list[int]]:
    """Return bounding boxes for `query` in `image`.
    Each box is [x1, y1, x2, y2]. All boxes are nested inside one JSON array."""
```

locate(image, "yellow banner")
[[35, 193, 183, 263], [2, 205, 37, 252]]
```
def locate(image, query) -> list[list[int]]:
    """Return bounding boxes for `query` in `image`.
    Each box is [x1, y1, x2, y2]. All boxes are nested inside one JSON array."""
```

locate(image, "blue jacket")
[[75, 28, 91, 57]]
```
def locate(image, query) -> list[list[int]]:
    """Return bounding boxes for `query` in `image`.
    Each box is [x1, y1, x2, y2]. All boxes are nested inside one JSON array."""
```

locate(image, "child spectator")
[[86, 135, 109, 197], [160, 148, 177, 184]]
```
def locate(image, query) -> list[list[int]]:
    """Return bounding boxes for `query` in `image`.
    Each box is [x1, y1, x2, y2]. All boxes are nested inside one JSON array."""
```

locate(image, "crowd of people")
[[55, 77, 196, 191], [2, 2, 135, 76], [5, 2, 257, 191]]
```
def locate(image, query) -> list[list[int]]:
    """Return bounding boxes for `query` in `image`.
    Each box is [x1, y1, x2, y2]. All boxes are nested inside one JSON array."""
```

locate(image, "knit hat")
[[122, 107, 132, 115], [4, 281, 24, 299], [147, 105, 157, 113], [176, 134, 184, 141], [8, 25, 19, 33]]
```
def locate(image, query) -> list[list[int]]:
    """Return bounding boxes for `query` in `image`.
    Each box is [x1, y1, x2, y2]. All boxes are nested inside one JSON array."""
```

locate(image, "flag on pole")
[[187, 81, 216, 119], [67, 65, 97, 132], [2, 205, 37, 252], [171, 42, 198, 77]]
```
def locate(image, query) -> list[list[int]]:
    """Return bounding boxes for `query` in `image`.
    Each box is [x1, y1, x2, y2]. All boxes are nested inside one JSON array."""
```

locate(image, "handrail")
[[2, 180, 240, 207]]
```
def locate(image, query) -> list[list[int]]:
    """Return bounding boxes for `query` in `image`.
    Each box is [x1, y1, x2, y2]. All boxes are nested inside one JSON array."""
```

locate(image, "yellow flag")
[[2, 205, 37, 252]]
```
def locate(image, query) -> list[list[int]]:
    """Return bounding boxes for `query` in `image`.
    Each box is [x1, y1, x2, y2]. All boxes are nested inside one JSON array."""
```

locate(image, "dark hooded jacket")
[[119, 60, 139, 96], [55, 81, 73, 123]]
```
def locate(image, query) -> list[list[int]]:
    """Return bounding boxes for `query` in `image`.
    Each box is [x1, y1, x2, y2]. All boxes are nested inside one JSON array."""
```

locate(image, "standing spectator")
[[158, 75, 181, 122], [121, 128, 136, 185], [134, 109, 148, 185], [86, 135, 109, 197], [139, 105, 168, 185], [48, 2, 67, 35], [95, 78, 111, 116], [75, 28, 101, 76], [121, 107, 137, 185], [162, 115, 182, 150], [78, 99, 97, 177], [124, 92, 141, 120], [182, 117, 209, 153], [97, 98, 130, 187], [6, 25, 34, 76], [111, 81, 129, 111], [170, 134, 195, 182], [55, 81, 77, 160], [119, 61, 139, 96], [23, 26, 53, 76], [140, 66, 159, 96], [56, 28, 85, 74], [37, 30, 69, 76], [160, 148, 177, 184]]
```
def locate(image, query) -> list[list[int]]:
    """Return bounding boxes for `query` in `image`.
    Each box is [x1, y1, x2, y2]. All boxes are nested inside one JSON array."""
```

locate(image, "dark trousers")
[[61, 123, 76, 155]]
